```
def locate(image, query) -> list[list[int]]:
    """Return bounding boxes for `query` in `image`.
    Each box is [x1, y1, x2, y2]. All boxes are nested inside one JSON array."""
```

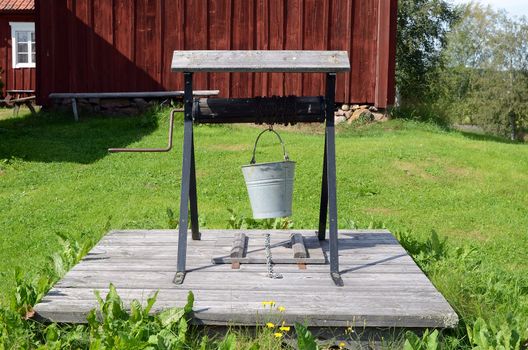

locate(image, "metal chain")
[[265, 233, 283, 279]]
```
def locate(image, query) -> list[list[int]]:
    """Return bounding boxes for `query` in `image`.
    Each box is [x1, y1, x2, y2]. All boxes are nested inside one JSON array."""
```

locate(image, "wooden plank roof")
[[0, 0, 34, 11]]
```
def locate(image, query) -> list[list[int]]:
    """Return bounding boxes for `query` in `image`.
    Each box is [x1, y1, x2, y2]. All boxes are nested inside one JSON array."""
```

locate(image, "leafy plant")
[[467, 316, 525, 350], [403, 329, 439, 350], [86, 284, 195, 349], [295, 323, 318, 350], [9, 268, 48, 317], [167, 207, 178, 229], [217, 332, 237, 350], [227, 208, 293, 230]]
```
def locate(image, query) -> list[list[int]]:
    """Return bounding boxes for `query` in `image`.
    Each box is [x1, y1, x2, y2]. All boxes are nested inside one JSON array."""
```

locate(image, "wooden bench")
[[0, 89, 37, 115], [49, 90, 220, 121]]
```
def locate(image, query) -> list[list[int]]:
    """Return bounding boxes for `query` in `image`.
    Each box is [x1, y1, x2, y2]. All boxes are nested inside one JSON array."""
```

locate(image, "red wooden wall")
[[36, 0, 397, 108], [0, 12, 36, 96]]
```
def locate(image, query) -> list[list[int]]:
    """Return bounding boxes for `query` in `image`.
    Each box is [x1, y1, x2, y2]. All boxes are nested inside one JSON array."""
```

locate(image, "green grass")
[[1, 108, 527, 348]]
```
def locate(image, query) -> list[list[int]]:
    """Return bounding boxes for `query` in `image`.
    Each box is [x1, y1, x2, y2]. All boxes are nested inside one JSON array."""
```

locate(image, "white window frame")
[[9, 22, 36, 69]]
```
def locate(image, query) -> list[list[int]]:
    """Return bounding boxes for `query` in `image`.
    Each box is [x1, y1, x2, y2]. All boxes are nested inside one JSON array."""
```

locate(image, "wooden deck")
[[34, 229, 458, 328]]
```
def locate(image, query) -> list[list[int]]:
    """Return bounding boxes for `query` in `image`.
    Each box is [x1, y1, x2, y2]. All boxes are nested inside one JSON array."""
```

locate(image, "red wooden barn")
[[0, 0, 36, 95], [35, 0, 397, 108]]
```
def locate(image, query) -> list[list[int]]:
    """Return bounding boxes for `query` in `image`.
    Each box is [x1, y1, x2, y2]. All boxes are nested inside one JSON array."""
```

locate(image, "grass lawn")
[[1, 108, 527, 348]]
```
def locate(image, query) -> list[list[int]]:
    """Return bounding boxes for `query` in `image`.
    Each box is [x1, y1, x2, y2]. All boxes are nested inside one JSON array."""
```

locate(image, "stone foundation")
[[51, 97, 175, 116], [335, 104, 389, 124]]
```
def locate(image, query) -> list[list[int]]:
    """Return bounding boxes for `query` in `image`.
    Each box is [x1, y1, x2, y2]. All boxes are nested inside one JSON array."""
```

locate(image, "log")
[[291, 233, 307, 259], [193, 96, 325, 125]]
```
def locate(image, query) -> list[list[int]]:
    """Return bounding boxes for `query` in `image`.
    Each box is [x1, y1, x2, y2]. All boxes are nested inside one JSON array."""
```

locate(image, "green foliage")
[[295, 323, 318, 350], [403, 329, 439, 350], [436, 4, 528, 138], [166, 208, 178, 229], [396, 0, 460, 103], [466, 317, 525, 350], [87, 286, 194, 349], [217, 333, 237, 350], [9, 268, 48, 317], [227, 208, 294, 230]]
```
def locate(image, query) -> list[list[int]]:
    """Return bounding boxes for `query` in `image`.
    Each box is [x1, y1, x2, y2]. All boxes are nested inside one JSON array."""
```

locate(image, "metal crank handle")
[[108, 109, 177, 153]]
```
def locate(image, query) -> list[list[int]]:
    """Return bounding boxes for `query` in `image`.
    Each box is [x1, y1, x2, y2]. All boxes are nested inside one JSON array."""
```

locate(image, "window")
[[10, 22, 35, 68]]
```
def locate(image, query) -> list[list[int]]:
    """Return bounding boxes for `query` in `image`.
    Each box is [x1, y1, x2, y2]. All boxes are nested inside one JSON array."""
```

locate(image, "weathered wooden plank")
[[171, 51, 351, 73], [230, 232, 247, 258], [39, 287, 449, 306], [49, 90, 219, 99], [71, 260, 421, 273], [55, 271, 436, 290], [33, 229, 458, 329]]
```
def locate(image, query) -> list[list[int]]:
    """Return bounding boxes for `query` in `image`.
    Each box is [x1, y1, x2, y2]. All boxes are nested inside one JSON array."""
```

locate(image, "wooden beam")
[[171, 50, 351, 73], [48, 90, 219, 99]]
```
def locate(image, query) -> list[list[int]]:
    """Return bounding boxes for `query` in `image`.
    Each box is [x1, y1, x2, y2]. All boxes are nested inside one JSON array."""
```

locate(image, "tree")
[[442, 4, 528, 139], [396, 0, 460, 104]]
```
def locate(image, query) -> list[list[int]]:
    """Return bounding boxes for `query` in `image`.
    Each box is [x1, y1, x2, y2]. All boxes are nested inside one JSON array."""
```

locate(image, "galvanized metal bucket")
[[242, 129, 295, 219]]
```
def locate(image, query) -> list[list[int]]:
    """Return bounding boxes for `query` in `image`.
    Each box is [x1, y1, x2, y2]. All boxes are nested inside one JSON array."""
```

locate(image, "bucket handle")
[[250, 128, 290, 164]]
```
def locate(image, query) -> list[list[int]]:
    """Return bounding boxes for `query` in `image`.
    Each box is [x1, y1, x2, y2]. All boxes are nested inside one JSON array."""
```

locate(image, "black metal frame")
[[174, 72, 342, 286]]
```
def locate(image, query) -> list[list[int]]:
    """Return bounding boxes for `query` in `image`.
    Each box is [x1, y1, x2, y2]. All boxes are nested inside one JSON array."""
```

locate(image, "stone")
[[100, 98, 131, 109], [359, 105, 369, 109], [351, 104, 360, 111], [348, 109, 373, 124], [116, 107, 141, 116], [344, 110, 353, 120], [373, 112, 388, 122], [133, 98, 149, 109], [341, 104, 350, 111], [335, 109, 345, 117], [335, 116, 347, 124], [369, 106, 378, 112]]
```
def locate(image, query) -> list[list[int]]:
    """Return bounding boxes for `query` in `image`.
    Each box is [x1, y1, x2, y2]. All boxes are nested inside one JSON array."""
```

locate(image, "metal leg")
[[190, 138, 201, 240], [318, 135, 328, 240], [174, 72, 194, 284], [71, 98, 79, 122], [325, 73, 342, 287]]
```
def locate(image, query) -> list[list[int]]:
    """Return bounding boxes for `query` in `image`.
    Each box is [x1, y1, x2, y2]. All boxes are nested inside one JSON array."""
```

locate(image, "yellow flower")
[[339, 342, 346, 348], [279, 326, 290, 331], [261, 300, 276, 308], [266, 322, 275, 328], [274, 332, 283, 338], [345, 326, 354, 334], [277, 306, 286, 312]]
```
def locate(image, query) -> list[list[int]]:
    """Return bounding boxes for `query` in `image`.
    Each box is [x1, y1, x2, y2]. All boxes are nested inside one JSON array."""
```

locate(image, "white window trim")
[[9, 22, 35, 69]]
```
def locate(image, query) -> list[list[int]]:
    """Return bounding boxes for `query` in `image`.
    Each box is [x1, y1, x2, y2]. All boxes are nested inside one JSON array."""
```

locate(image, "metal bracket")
[[331, 272, 344, 287], [173, 271, 186, 284]]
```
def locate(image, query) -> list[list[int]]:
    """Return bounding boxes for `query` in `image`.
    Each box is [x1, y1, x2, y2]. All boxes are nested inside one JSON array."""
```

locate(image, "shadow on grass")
[[0, 108, 160, 164], [457, 130, 522, 145]]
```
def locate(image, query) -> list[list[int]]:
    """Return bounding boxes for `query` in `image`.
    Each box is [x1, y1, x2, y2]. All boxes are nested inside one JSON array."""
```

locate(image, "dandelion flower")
[[266, 322, 275, 328], [274, 332, 283, 338], [277, 306, 286, 312], [339, 342, 346, 348], [279, 326, 290, 331]]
